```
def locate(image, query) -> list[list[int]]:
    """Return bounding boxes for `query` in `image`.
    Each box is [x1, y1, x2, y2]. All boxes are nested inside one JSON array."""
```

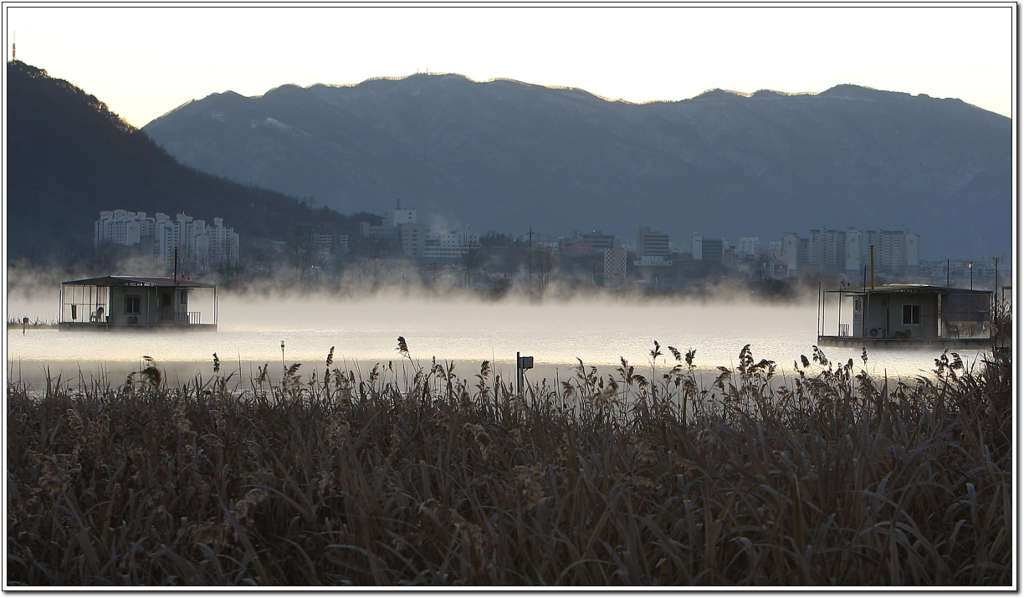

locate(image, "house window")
[[902, 304, 920, 325], [125, 295, 141, 315]]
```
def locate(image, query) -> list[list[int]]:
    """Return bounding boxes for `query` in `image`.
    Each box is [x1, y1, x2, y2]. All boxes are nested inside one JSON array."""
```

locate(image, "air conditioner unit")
[[869, 327, 883, 338]]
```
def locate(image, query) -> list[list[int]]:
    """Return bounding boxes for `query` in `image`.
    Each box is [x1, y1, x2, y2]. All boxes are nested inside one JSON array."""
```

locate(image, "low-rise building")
[[737, 237, 762, 260], [691, 232, 725, 261]]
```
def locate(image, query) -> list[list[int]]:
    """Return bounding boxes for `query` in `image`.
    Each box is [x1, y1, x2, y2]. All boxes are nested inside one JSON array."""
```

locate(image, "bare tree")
[[531, 246, 556, 288], [462, 244, 484, 287], [288, 225, 317, 280]]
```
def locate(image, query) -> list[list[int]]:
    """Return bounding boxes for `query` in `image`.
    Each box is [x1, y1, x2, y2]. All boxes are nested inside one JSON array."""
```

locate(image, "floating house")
[[817, 284, 993, 348], [59, 276, 217, 331]]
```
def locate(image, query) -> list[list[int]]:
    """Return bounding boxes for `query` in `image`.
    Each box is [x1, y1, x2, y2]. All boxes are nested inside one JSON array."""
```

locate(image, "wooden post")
[[517, 352, 522, 396], [816, 283, 821, 337], [837, 289, 842, 336]]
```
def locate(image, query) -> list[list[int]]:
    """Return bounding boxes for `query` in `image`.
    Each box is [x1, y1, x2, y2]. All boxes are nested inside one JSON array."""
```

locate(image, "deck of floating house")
[[817, 284, 994, 348], [58, 276, 217, 331]]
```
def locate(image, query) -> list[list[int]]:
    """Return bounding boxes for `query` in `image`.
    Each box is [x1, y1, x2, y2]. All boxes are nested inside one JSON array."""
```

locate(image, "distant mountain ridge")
[[141, 74, 1011, 260], [5, 60, 365, 263]]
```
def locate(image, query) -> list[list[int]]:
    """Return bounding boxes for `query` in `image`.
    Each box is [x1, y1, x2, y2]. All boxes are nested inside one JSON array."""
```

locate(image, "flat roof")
[[61, 276, 215, 289], [827, 284, 992, 294]]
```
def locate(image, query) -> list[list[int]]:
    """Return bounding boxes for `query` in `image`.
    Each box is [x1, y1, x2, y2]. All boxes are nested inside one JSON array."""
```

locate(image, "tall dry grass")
[[6, 342, 1012, 586]]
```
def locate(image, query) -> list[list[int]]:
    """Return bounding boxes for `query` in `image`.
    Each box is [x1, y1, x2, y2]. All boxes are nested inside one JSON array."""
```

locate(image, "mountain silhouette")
[[6, 60, 367, 263], [142, 74, 1011, 260]]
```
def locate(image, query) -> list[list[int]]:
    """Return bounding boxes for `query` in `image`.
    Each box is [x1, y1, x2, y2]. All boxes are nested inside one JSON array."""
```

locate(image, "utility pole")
[[528, 227, 534, 288], [994, 257, 998, 294]]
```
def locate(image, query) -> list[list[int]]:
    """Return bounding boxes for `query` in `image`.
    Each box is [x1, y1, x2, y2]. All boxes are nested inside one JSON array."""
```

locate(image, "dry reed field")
[[6, 341, 1012, 586]]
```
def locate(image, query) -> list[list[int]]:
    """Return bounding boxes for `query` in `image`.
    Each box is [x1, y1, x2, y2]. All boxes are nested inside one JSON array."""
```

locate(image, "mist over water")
[[7, 290, 983, 391]]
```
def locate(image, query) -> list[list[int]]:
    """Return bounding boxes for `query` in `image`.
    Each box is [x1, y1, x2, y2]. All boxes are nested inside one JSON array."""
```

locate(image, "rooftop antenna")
[[12, 30, 15, 61]]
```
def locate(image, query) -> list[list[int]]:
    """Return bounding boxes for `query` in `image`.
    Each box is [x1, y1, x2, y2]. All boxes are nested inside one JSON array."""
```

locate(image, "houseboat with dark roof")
[[58, 276, 217, 331], [817, 284, 994, 348]]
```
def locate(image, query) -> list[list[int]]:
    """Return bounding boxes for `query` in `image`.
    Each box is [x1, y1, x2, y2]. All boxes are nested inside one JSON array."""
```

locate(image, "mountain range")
[[141, 74, 1012, 260], [5, 60, 369, 263]]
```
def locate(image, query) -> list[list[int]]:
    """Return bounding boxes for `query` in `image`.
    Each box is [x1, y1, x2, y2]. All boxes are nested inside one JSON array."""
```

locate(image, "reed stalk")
[[6, 344, 1012, 586]]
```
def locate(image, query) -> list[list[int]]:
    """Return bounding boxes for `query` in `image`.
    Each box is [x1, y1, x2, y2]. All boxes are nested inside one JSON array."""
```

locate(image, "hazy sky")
[[2, 3, 1014, 128]]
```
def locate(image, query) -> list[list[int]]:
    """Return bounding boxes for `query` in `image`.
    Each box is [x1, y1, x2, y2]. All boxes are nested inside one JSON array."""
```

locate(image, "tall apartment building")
[[842, 228, 862, 274], [95, 210, 158, 247], [637, 226, 670, 258], [808, 228, 836, 272], [96, 210, 238, 273], [604, 238, 627, 286], [154, 213, 240, 273], [865, 229, 919, 270], [780, 232, 810, 276], [399, 222, 427, 260], [206, 217, 240, 271], [808, 227, 863, 274], [153, 213, 179, 270], [782, 227, 915, 276]]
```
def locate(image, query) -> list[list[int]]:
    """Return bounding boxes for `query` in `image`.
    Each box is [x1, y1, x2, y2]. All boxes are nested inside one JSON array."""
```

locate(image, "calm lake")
[[6, 292, 985, 391]]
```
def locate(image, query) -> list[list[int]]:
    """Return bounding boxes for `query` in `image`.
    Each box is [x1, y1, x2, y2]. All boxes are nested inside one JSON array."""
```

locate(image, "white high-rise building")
[[153, 213, 178, 269], [843, 228, 862, 274], [809, 227, 864, 273], [865, 229, 919, 270], [209, 217, 240, 269], [781, 232, 802, 276], [97, 210, 238, 273], [95, 209, 156, 247]]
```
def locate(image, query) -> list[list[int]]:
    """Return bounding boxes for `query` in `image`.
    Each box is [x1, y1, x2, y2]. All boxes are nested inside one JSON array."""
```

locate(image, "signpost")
[[516, 352, 534, 395]]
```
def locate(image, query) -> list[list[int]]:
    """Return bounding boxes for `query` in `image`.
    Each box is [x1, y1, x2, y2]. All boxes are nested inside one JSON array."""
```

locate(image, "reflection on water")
[[6, 294, 991, 391]]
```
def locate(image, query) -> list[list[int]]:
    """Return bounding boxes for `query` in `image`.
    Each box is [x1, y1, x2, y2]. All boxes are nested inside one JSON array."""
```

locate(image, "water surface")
[[6, 293, 982, 391]]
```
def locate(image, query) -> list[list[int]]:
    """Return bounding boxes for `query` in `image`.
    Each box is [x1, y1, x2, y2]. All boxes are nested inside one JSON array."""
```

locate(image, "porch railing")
[[173, 311, 201, 325]]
